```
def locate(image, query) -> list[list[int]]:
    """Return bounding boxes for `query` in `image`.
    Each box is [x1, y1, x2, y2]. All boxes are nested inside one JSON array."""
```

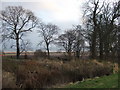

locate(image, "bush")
[[34, 49, 47, 58], [16, 60, 63, 88], [2, 59, 114, 88], [61, 60, 113, 83], [16, 62, 50, 88], [2, 60, 21, 73], [2, 71, 17, 88]]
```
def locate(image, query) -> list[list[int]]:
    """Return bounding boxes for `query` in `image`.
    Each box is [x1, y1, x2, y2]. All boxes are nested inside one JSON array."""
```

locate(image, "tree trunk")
[[99, 27, 103, 59], [46, 44, 50, 58], [91, 31, 97, 59], [76, 41, 80, 59], [68, 51, 71, 60], [91, 2, 98, 59], [99, 39, 103, 59], [68, 42, 72, 60], [76, 51, 80, 59], [104, 36, 110, 59], [118, 29, 120, 61], [16, 35, 20, 59]]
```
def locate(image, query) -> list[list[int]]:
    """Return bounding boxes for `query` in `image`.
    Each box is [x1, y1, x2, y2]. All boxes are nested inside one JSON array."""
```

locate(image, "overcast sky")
[[1, 0, 117, 52], [1, 0, 85, 29], [0, 0, 118, 51], [1, 0, 86, 52]]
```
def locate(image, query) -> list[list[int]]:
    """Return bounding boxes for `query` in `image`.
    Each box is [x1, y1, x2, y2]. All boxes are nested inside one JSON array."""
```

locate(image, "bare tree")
[[101, 1, 120, 59], [83, 0, 104, 59], [38, 23, 59, 58], [83, 0, 120, 59], [0, 6, 38, 59], [20, 40, 32, 59], [56, 30, 76, 59], [73, 25, 85, 59]]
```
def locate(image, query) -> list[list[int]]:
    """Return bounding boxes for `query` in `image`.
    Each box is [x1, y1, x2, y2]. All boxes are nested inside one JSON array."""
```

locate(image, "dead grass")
[[2, 58, 115, 88], [2, 71, 17, 88]]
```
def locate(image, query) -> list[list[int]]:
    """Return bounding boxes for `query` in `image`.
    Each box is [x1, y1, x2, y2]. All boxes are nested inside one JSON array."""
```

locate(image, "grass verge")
[[65, 73, 119, 88]]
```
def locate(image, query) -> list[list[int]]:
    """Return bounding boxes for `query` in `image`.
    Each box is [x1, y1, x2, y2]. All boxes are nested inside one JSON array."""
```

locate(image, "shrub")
[[16, 64, 50, 88], [2, 60, 20, 73], [2, 71, 17, 88], [16, 60, 63, 88], [34, 49, 47, 58], [3, 59, 114, 88], [61, 60, 113, 83]]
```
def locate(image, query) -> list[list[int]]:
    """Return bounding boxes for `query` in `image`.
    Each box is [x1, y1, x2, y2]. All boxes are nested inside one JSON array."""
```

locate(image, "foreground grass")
[[65, 73, 119, 88]]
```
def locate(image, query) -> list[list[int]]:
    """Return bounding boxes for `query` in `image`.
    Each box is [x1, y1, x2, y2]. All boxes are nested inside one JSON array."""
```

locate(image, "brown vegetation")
[[2, 58, 115, 88]]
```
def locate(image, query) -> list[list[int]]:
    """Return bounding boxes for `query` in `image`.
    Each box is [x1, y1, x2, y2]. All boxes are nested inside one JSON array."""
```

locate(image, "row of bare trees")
[[0, 0, 120, 60], [56, 25, 85, 59], [0, 6, 84, 59], [83, 0, 120, 60]]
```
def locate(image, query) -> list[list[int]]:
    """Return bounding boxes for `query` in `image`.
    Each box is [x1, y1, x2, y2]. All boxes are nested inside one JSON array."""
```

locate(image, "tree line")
[[83, 0, 120, 60], [0, 0, 119, 60]]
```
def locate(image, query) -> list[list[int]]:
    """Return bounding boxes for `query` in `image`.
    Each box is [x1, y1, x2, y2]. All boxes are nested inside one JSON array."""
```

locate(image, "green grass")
[[65, 73, 119, 88]]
